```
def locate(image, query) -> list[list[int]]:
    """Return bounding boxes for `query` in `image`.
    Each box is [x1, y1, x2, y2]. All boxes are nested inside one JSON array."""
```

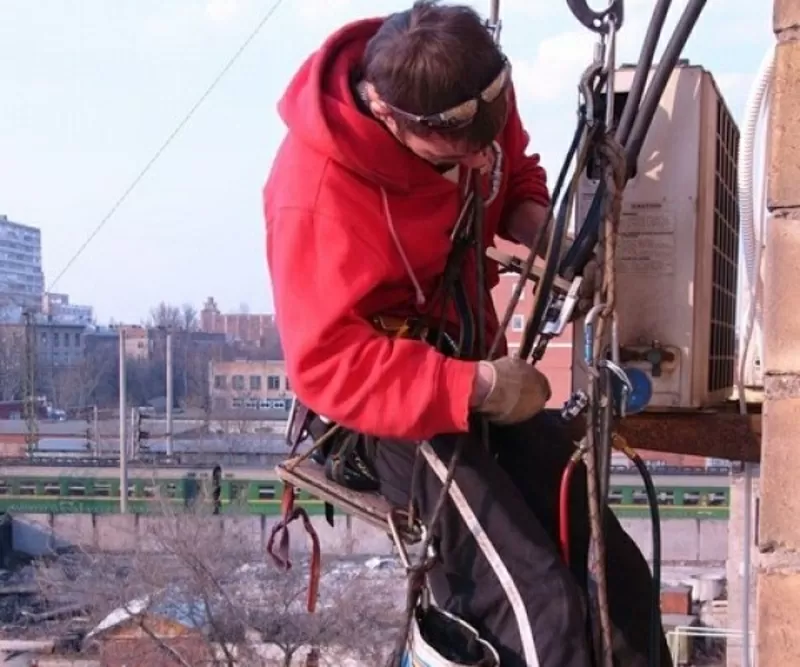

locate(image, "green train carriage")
[[0, 469, 731, 520]]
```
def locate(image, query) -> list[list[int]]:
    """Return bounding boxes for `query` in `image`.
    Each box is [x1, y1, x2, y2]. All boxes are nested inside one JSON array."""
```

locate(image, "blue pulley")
[[611, 366, 652, 415]]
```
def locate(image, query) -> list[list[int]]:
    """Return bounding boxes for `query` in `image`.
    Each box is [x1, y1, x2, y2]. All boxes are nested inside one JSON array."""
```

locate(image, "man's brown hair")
[[363, 0, 509, 148]]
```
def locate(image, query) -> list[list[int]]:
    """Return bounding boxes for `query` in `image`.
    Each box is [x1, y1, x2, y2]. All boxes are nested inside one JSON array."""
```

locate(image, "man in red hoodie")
[[265, 2, 670, 666]]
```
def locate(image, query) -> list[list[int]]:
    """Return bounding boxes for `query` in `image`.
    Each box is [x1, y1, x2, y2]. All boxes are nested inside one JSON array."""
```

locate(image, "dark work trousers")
[[374, 410, 672, 667]]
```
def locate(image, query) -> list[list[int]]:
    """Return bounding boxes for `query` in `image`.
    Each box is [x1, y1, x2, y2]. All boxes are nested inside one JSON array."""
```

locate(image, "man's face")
[[402, 133, 494, 172]]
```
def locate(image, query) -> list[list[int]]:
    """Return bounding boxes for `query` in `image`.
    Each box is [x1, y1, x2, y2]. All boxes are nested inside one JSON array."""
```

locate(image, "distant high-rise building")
[[0, 215, 44, 311]]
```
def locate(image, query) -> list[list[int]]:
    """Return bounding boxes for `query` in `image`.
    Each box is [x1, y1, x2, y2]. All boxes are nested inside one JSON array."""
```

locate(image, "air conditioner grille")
[[708, 98, 740, 394]]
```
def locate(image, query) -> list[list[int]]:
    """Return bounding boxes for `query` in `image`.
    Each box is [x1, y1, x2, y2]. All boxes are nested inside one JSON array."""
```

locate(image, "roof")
[[87, 589, 209, 640]]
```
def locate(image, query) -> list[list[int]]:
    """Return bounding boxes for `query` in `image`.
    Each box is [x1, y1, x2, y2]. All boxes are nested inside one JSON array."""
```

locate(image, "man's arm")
[[503, 200, 551, 256], [266, 205, 479, 441], [498, 86, 551, 257]]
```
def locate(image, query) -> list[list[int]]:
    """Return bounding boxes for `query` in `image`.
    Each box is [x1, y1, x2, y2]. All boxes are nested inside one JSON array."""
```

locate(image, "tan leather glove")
[[474, 356, 552, 425]]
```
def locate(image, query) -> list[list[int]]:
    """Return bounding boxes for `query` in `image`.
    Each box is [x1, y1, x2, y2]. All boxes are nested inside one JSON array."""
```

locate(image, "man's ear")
[[364, 82, 390, 117], [364, 82, 399, 134]]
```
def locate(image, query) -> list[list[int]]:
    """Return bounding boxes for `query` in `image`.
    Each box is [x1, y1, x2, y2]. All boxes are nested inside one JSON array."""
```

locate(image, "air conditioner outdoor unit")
[[572, 62, 741, 410]]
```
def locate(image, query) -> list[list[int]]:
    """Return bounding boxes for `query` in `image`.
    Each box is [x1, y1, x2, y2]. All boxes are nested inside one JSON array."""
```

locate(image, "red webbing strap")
[[266, 483, 322, 613]]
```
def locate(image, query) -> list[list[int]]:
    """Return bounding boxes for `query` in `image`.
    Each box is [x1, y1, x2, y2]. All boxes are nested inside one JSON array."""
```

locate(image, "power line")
[[48, 0, 286, 292]]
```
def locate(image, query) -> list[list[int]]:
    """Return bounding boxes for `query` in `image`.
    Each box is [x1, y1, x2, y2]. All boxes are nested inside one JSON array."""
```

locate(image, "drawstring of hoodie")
[[381, 187, 427, 307]]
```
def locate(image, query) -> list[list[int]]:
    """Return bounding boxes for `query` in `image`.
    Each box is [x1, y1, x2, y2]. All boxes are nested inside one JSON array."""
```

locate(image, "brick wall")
[[757, 2, 800, 665]]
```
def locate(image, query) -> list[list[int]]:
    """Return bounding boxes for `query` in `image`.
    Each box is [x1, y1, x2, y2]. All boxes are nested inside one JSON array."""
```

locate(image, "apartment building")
[[0, 215, 44, 311], [208, 359, 292, 412]]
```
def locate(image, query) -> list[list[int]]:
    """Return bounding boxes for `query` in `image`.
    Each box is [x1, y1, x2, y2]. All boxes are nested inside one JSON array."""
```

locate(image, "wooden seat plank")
[[276, 457, 421, 544]]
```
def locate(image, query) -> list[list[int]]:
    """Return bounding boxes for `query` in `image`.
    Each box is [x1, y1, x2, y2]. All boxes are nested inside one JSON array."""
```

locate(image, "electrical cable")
[[614, 0, 673, 146], [489, 112, 586, 358], [47, 0, 286, 291], [558, 450, 584, 564], [628, 449, 661, 667], [624, 0, 707, 168]]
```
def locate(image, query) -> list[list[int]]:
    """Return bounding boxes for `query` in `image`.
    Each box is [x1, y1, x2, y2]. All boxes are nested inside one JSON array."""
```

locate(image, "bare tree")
[[33, 497, 401, 666], [50, 349, 117, 410], [148, 303, 183, 331], [0, 325, 25, 401], [181, 304, 199, 332]]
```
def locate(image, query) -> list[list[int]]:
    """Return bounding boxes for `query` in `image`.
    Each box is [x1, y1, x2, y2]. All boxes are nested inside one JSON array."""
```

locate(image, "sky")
[[0, 0, 774, 324]]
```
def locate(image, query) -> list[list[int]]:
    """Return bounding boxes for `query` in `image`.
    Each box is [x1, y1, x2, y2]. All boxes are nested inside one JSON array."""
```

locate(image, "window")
[[511, 314, 525, 332], [94, 482, 111, 497], [214, 375, 227, 390], [267, 375, 281, 390], [75, 332, 81, 346], [257, 485, 275, 499], [249, 375, 262, 391], [285, 377, 291, 391], [232, 375, 245, 391]]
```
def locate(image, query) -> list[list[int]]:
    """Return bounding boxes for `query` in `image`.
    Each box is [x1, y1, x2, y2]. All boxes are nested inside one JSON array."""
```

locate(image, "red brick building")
[[490, 238, 573, 407], [200, 297, 276, 346]]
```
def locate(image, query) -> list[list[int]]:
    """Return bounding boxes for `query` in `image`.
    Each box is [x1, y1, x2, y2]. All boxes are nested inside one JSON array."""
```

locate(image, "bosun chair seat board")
[[275, 454, 420, 543]]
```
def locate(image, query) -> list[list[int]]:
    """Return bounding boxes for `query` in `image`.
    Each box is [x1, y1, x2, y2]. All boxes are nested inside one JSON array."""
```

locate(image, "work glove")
[[475, 357, 552, 425]]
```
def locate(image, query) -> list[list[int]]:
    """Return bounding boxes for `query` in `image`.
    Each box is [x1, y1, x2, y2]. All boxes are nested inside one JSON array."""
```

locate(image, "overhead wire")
[[47, 0, 286, 292]]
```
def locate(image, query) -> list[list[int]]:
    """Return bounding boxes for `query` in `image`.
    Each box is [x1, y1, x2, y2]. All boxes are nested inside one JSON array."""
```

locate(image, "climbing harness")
[[271, 1, 712, 666]]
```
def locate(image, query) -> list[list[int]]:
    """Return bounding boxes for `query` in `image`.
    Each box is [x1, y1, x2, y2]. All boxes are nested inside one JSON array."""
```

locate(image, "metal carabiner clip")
[[597, 358, 634, 417], [579, 62, 604, 127], [566, 0, 624, 34]]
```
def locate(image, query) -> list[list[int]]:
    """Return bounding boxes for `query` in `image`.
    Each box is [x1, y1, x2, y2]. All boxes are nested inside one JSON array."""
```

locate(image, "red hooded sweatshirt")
[[264, 18, 550, 441]]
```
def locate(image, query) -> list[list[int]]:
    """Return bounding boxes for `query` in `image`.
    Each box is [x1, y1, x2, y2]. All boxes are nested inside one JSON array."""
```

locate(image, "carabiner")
[[597, 358, 633, 417], [566, 0, 624, 34], [579, 62, 604, 127], [387, 508, 433, 570]]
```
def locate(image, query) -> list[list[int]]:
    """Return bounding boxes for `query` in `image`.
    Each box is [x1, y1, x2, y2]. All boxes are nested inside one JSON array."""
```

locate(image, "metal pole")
[[119, 329, 128, 514], [92, 405, 99, 456], [130, 407, 137, 459], [742, 463, 753, 667], [166, 330, 174, 456]]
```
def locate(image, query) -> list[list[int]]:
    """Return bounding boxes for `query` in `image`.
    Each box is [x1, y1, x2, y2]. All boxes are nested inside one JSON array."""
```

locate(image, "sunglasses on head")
[[382, 58, 512, 131]]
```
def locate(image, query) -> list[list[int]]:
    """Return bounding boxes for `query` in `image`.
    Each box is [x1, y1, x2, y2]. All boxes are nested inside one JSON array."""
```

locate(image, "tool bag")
[[403, 605, 500, 667]]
